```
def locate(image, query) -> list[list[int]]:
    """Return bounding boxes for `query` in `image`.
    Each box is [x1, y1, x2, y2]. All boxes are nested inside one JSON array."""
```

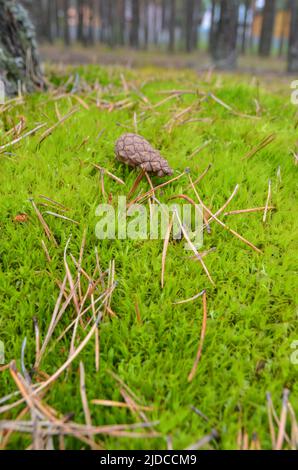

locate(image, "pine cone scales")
[[115, 133, 173, 177]]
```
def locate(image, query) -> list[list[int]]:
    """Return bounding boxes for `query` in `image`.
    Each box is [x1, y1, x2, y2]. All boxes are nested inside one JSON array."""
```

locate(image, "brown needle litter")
[[188, 175, 262, 254], [174, 208, 215, 286], [242, 133, 276, 161], [0, 123, 46, 152], [30, 199, 58, 247], [91, 163, 125, 185]]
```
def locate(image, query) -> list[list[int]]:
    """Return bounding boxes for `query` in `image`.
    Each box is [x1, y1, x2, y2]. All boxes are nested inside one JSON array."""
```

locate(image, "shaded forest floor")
[[40, 44, 289, 77], [0, 65, 297, 450]]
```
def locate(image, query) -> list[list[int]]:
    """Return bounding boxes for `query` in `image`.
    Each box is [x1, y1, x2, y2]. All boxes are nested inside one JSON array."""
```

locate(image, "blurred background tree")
[[0, 0, 44, 96], [1, 0, 298, 91]]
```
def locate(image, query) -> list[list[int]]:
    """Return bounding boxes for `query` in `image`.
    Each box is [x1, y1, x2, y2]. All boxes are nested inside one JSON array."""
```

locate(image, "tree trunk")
[[288, 0, 298, 72], [185, 0, 195, 52], [143, 0, 149, 49], [168, 0, 176, 52], [0, 0, 44, 96], [259, 0, 276, 57], [241, 0, 250, 54], [46, 0, 54, 44], [211, 0, 239, 69], [130, 0, 140, 47], [77, 0, 84, 43], [209, 0, 216, 53], [63, 0, 70, 45], [118, 0, 126, 46]]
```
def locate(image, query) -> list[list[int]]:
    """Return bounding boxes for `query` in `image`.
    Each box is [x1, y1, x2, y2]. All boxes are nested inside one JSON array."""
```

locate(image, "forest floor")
[[40, 43, 289, 77], [0, 65, 297, 450]]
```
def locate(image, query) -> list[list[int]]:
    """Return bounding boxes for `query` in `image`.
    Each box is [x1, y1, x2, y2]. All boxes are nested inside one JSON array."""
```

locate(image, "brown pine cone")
[[115, 133, 173, 177]]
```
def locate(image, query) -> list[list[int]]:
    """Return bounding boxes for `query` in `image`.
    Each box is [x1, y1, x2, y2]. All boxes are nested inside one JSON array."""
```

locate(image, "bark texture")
[[210, 0, 239, 70], [0, 0, 44, 96]]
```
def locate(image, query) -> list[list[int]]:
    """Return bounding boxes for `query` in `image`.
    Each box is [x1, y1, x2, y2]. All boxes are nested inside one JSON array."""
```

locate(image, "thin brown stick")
[[44, 211, 79, 225], [129, 171, 186, 206], [79, 362, 92, 428], [41, 239, 52, 262], [266, 392, 276, 448], [208, 185, 239, 223], [188, 291, 208, 382], [0, 123, 46, 152], [242, 134, 276, 161], [134, 300, 142, 324], [173, 290, 205, 305], [91, 163, 125, 185], [30, 199, 58, 247], [187, 164, 212, 188], [189, 140, 211, 159], [174, 209, 215, 286], [188, 175, 262, 254], [38, 107, 79, 145], [275, 389, 290, 450], [127, 169, 146, 201], [224, 206, 275, 216], [91, 400, 153, 411]]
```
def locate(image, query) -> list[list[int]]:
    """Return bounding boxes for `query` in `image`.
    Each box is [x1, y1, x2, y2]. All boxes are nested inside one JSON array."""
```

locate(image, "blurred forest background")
[[20, 0, 298, 73]]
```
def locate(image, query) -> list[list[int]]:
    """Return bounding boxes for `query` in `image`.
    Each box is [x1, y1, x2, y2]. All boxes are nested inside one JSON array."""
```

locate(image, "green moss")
[[0, 66, 297, 450]]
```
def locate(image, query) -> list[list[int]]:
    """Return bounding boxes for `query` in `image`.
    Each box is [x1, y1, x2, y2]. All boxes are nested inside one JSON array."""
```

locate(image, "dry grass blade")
[[174, 209, 215, 286], [38, 195, 69, 211], [189, 140, 211, 159], [34, 313, 103, 396], [187, 163, 212, 188], [91, 163, 125, 185], [266, 392, 276, 448], [127, 169, 146, 201], [79, 362, 92, 428], [188, 175, 262, 254], [275, 389, 290, 450], [41, 239, 52, 263], [129, 171, 186, 206], [224, 206, 275, 216], [107, 370, 143, 405], [38, 107, 79, 145], [91, 400, 153, 411], [208, 184, 239, 223], [30, 199, 58, 247], [188, 291, 208, 382], [185, 429, 218, 450], [161, 215, 174, 288], [242, 134, 276, 160], [209, 92, 233, 111], [35, 275, 68, 367], [0, 123, 46, 152], [44, 211, 79, 225], [33, 317, 40, 366], [173, 289, 205, 305], [263, 179, 272, 223], [134, 300, 142, 324]]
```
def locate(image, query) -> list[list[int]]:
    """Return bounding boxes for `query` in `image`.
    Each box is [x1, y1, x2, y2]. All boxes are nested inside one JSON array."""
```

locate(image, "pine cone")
[[115, 133, 173, 177]]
